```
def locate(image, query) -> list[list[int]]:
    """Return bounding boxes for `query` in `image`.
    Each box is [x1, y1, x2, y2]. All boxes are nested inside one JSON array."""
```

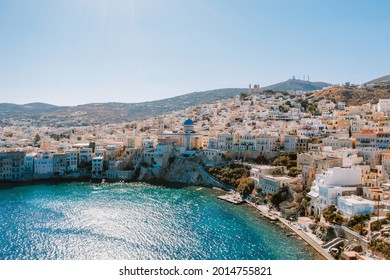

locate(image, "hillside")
[[0, 88, 246, 126], [365, 74, 390, 85], [263, 79, 331, 92], [0, 103, 67, 118], [311, 86, 390, 106]]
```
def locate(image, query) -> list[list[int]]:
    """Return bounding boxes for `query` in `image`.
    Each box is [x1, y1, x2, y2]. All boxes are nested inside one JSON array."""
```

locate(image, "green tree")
[[237, 178, 255, 197], [270, 192, 284, 207], [273, 152, 297, 170], [307, 104, 314, 113], [273, 155, 289, 167], [272, 169, 282, 176], [33, 134, 41, 147], [334, 214, 344, 225], [371, 220, 382, 231], [348, 214, 370, 235], [299, 99, 308, 111], [254, 154, 268, 165], [288, 167, 302, 177], [322, 205, 337, 223], [369, 239, 390, 260], [239, 92, 248, 100], [206, 165, 251, 189]]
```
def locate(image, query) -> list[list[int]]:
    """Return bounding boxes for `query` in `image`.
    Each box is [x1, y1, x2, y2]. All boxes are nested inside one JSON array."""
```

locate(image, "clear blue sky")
[[0, 0, 389, 106]]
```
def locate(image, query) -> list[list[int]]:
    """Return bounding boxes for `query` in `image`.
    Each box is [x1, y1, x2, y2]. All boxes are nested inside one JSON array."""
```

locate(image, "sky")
[[0, 0, 389, 106]]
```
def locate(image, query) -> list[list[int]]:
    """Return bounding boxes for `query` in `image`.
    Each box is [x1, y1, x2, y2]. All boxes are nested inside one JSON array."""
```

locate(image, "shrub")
[[272, 169, 282, 176], [288, 167, 301, 177], [371, 220, 382, 232], [369, 239, 390, 260], [206, 165, 251, 189], [334, 214, 344, 225], [254, 155, 268, 165], [322, 205, 337, 223], [270, 192, 283, 207], [347, 214, 370, 228], [237, 178, 255, 197], [273, 152, 298, 170]]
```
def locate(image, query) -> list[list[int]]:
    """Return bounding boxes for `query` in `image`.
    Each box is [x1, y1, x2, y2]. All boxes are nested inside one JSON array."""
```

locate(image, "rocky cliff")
[[137, 154, 221, 187]]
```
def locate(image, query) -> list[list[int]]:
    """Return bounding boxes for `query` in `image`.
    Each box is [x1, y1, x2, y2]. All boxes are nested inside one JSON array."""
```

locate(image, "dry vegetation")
[[311, 86, 390, 106]]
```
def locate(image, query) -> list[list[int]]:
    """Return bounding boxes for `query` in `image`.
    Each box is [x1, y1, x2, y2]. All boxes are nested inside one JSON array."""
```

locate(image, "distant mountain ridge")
[[0, 88, 246, 125], [0, 78, 334, 126], [365, 74, 390, 85], [263, 79, 331, 91], [0, 102, 67, 118]]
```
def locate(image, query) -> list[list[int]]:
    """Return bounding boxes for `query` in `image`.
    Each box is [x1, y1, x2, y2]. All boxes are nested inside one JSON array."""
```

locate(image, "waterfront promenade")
[[277, 218, 333, 260], [246, 201, 333, 260]]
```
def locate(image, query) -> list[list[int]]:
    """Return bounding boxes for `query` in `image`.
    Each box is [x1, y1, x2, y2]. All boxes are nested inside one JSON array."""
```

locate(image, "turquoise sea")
[[0, 182, 321, 260]]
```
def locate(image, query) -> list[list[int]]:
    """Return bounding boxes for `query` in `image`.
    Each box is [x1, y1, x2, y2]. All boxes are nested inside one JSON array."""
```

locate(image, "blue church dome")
[[183, 119, 194, 125]]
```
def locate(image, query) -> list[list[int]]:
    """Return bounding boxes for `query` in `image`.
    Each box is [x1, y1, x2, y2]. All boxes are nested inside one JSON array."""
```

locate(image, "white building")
[[322, 136, 352, 149], [105, 145, 118, 160], [284, 135, 298, 152], [24, 153, 35, 178], [92, 157, 104, 179], [34, 151, 54, 175], [322, 147, 364, 167], [338, 102, 346, 111], [208, 137, 218, 149], [142, 139, 154, 150], [377, 99, 390, 113], [0, 152, 26, 180], [201, 149, 225, 166], [65, 150, 78, 171], [317, 100, 336, 113], [53, 153, 67, 176], [250, 165, 286, 189], [337, 195, 375, 217], [307, 167, 362, 216], [258, 175, 295, 195], [255, 134, 276, 152], [238, 134, 256, 151], [218, 134, 234, 150], [94, 148, 105, 158], [79, 148, 93, 163]]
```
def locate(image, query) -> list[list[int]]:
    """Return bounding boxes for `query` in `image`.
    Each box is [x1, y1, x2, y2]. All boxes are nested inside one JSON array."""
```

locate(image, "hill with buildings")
[[311, 86, 390, 106], [263, 79, 331, 92]]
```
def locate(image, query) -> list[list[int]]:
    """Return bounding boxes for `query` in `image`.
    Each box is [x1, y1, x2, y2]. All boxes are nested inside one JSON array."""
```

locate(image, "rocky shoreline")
[[243, 200, 331, 259]]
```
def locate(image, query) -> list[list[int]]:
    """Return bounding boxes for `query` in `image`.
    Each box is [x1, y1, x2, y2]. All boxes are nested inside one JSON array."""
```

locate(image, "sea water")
[[0, 182, 321, 260]]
